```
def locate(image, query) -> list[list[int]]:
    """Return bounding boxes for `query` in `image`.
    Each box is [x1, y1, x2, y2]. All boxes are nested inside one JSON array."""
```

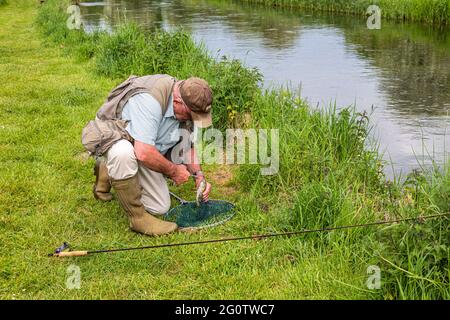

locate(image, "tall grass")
[[37, 0, 261, 129], [237, 88, 450, 298], [34, 0, 450, 299], [0, 0, 8, 5], [237, 89, 383, 242], [370, 167, 450, 299], [96, 24, 262, 127], [233, 0, 450, 26]]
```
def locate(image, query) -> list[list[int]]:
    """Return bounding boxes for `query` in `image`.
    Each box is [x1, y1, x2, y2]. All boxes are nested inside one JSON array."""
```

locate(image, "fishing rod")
[[48, 212, 450, 258]]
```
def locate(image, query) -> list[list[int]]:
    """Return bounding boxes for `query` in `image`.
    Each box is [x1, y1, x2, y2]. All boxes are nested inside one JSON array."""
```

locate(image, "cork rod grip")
[[56, 251, 89, 257]]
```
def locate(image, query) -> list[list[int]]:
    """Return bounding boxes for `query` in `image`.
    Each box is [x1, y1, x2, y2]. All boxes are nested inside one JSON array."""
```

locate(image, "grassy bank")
[[0, 0, 449, 299], [36, 0, 261, 129], [231, 0, 450, 26]]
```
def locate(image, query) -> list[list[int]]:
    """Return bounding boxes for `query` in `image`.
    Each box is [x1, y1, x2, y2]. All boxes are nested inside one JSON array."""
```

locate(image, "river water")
[[79, 0, 450, 178]]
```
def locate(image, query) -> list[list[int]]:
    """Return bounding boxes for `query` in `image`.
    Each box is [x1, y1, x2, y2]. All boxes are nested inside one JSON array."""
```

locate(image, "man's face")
[[173, 82, 192, 121]]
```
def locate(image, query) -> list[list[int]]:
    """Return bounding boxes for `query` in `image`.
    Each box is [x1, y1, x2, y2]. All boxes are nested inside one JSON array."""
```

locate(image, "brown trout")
[[196, 178, 206, 207]]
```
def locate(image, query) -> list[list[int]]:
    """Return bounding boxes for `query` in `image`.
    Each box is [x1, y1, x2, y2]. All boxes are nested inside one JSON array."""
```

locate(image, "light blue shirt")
[[122, 92, 180, 155]]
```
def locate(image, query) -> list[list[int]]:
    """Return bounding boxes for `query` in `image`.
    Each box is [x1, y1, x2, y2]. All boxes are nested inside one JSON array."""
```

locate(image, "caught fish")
[[196, 178, 206, 207]]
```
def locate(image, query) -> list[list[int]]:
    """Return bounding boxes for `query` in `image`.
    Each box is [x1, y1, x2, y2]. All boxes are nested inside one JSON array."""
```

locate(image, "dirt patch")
[[205, 164, 238, 196]]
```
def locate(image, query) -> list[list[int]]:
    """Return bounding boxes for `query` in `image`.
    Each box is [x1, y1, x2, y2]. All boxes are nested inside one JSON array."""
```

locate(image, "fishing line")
[[48, 212, 450, 257]]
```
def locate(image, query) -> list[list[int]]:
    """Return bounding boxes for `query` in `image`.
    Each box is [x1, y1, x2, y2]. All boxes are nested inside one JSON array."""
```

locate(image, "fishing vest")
[[96, 74, 176, 120], [82, 74, 193, 157]]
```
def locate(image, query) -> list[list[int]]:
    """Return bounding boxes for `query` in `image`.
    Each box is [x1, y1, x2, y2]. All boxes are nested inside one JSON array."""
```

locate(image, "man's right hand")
[[135, 141, 191, 185], [170, 164, 191, 185]]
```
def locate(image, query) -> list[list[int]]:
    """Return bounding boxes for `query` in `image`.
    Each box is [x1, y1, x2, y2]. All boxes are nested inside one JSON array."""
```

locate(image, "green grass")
[[0, 0, 449, 299], [231, 0, 450, 26], [36, 0, 261, 129]]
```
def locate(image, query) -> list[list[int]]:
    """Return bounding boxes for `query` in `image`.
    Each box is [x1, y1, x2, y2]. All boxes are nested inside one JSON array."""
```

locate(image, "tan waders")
[[111, 175, 178, 236], [93, 159, 113, 202]]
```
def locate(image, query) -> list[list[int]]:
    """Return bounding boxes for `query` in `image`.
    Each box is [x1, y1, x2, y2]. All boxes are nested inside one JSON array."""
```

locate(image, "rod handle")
[[55, 251, 88, 257]]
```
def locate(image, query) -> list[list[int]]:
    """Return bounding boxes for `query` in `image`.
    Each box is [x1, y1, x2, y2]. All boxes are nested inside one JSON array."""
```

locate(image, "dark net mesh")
[[164, 200, 235, 229]]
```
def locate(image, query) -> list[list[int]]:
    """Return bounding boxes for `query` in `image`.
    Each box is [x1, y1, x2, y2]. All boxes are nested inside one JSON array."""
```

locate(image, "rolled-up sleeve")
[[121, 93, 162, 146]]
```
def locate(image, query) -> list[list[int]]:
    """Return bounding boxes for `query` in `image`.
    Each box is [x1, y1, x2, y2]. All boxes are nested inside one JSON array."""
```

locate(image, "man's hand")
[[135, 141, 190, 185], [171, 164, 191, 185], [195, 176, 212, 202]]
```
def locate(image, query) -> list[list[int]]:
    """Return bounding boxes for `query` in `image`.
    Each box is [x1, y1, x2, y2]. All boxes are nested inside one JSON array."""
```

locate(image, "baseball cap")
[[179, 77, 213, 128]]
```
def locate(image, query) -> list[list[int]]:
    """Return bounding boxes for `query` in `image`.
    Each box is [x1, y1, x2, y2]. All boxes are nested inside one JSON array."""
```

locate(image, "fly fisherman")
[[85, 74, 213, 236]]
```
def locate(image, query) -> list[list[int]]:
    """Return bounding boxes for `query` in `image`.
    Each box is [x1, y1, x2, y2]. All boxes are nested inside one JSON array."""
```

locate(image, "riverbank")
[[1, 0, 449, 299], [232, 0, 450, 26]]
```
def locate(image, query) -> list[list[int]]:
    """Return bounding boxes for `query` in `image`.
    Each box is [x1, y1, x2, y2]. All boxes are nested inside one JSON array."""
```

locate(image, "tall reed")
[[234, 0, 450, 26]]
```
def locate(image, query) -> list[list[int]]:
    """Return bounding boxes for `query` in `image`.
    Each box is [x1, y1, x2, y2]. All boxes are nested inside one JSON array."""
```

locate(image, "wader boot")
[[111, 175, 178, 236], [93, 159, 113, 201]]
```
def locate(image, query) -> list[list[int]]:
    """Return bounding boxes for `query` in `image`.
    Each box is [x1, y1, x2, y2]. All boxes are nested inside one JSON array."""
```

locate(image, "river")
[[79, 0, 450, 178]]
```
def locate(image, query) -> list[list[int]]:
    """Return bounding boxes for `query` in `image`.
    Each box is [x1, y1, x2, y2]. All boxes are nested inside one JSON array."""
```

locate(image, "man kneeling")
[[92, 74, 212, 236]]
